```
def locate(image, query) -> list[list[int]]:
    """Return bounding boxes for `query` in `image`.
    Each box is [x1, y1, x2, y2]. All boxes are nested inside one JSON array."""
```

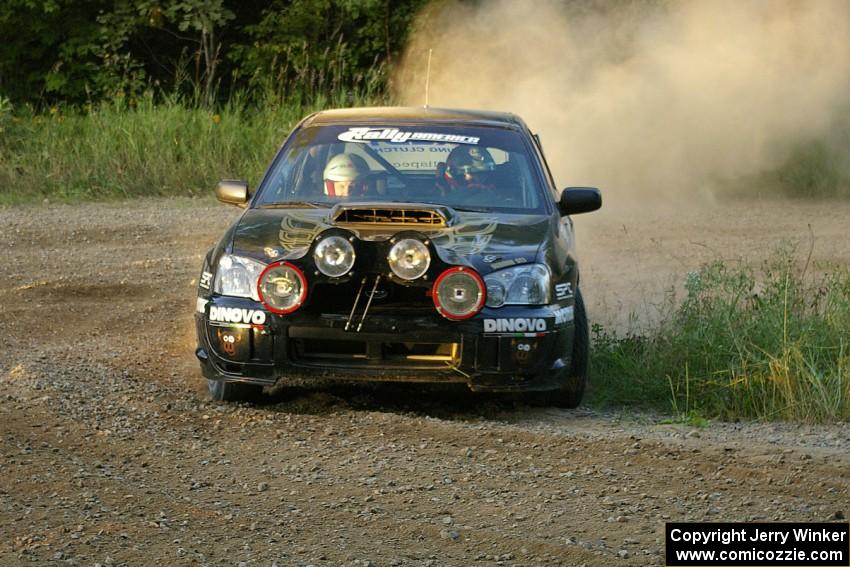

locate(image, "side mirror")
[[558, 187, 601, 216], [215, 179, 250, 207]]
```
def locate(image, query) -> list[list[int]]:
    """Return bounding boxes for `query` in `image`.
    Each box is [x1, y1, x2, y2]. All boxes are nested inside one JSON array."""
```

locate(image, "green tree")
[[229, 0, 426, 102], [0, 0, 426, 106], [164, 0, 235, 105], [0, 0, 108, 105]]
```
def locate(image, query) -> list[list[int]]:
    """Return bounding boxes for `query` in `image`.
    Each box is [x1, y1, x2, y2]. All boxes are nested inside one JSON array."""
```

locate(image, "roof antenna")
[[424, 48, 432, 108]]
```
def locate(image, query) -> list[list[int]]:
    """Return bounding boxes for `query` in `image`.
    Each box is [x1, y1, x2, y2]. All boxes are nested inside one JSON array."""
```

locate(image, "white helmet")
[[323, 153, 369, 197]]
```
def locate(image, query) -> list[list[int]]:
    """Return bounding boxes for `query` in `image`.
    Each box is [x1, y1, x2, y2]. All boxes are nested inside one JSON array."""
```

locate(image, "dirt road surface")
[[2, 198, 849, 566]]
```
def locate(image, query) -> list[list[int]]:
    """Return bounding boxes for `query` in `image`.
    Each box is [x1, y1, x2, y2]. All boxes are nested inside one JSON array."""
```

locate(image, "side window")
[[288, 147, 327, 199], [488, 148, 509, 165], [504, 153, 539, 209], [532, 133, 560, 202], [262, 153, 295, 201]]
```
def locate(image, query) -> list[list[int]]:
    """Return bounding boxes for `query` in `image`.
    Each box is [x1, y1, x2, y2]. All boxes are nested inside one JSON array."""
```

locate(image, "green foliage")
[[0, 96, 11, 133], [0, 87, 380, 204], [774, 141, 849, 199], [229, 0, 424, 104], [590, 249, 850, 422], [91, 2, 150, 101], [0, 0, 108, 103], [0, 17, 391, 204], [0, 0, 426, 107], [733, 107, 850, 199], [0, 94, 275, 202], [165, 0, 235, 105]]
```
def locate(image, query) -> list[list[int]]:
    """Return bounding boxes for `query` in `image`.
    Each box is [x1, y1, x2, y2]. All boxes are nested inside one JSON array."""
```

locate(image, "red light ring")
[[257, 261, 308, 315], [431, 266, 486, 321]]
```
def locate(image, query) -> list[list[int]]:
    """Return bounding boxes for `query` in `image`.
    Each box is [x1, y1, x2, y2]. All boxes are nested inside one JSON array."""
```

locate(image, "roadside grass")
[[774, 140, 849, 199], [0, 96, 357, 204], [589, 248, 850, 422], [0, 40, 388, 205], [0, 89, 384, 205], [1, 96, 284, 203]]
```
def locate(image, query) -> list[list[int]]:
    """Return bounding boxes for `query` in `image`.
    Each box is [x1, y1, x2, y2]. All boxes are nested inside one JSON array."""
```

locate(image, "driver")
[[323, 153, 370, 198], [442, 146, 496, 191]]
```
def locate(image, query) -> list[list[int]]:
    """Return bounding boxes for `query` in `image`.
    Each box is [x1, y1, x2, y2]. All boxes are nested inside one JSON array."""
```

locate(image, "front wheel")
[[207, 379, 263, 403]]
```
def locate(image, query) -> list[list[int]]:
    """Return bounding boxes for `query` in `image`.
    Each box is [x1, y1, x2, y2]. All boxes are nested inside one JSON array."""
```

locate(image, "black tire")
[[527, 288, 589, 408], [207, 379, 263, 403]]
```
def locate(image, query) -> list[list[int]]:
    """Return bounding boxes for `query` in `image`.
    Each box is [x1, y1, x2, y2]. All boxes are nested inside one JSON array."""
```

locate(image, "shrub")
[[590, 249, 850, 422]]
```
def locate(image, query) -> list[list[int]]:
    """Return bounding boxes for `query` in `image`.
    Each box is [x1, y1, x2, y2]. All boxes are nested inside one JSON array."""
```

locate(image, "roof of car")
[[303, 106, 526, 129]]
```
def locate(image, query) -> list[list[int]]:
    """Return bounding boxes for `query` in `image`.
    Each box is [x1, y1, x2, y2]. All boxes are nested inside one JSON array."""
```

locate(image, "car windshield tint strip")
[[338, 127, 480, 145]]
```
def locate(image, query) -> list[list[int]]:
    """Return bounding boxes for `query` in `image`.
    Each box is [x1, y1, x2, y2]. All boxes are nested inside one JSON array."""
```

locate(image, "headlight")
[[388, 238, 431, 280], [484, 263, 551, 307], [214, 254, 265, 300], [432, 267, 485, 320], [258, 261, 307, 314], [313, 235, 355, 277]]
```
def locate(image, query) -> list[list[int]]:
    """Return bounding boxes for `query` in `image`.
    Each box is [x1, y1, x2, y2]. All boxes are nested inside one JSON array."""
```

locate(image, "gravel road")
[[1, 198, 848, 566]]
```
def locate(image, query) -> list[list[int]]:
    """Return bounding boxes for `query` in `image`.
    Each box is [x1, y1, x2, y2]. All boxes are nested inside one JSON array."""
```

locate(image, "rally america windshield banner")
[[338, 127, 480, 145]]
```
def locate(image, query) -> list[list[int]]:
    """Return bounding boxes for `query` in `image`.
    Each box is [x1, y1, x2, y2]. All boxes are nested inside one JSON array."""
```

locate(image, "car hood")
[[229, 205, 551, 274]]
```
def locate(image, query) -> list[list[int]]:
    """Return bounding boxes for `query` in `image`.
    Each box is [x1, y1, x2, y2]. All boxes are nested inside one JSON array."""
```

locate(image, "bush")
[[774, 141, 848, 199], [590, 249, 850, 422]]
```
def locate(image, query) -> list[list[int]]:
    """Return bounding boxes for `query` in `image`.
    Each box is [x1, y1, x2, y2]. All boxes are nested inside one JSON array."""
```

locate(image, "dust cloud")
[[393, 0, 850, 203]]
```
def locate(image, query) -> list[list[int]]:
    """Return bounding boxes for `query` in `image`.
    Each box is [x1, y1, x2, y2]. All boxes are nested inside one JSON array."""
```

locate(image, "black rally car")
[[195, 107, 601, 405]]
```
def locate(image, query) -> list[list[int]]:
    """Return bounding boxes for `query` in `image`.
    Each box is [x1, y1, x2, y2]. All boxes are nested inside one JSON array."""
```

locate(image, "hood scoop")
[[331, 203, 453, 228]]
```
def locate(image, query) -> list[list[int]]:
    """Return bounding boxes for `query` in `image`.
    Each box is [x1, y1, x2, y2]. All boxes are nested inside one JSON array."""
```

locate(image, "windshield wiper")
[[257, 201, 331, 209]]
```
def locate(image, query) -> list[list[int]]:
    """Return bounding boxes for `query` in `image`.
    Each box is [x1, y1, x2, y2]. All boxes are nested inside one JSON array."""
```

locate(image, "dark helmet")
[[444, 146, 496, 188]]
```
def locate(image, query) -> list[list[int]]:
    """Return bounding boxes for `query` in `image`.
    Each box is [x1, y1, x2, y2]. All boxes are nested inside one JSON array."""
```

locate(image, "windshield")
[[253, 124, 548, 213]]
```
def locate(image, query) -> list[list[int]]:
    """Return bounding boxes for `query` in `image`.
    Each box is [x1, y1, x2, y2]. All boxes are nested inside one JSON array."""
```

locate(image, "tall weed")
[[0, 95, 286, 202], [591, 249, 850, 422], [0, 46, 386, 205], [0, 95, 377, 203]]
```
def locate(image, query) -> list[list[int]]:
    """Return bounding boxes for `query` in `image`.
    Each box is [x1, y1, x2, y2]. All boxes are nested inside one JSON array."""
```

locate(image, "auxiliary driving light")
[[313, 235, 355, 277], [257, 261, 307, 314], [388, 238, 431, 280], [432, 266, 486, 320]]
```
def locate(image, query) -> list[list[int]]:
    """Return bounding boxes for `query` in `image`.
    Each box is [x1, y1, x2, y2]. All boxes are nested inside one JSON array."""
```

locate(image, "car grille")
[[291, 279, 460, 369], [307, 280, 434, 315]]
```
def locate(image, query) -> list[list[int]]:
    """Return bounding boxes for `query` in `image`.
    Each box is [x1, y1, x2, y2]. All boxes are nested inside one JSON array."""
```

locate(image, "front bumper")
[[195, 296, 576, 393]]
